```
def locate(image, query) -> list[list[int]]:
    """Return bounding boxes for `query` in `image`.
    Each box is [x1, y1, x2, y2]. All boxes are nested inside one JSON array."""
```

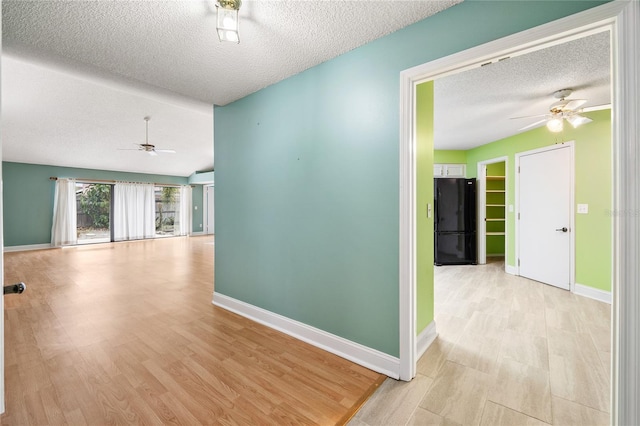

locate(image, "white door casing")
[[1, 11, 5, 413], [399, 6, 638, 422], [204, 185, 215, 234], [0, 154, 4, 413], [517, 144, 574, 290]]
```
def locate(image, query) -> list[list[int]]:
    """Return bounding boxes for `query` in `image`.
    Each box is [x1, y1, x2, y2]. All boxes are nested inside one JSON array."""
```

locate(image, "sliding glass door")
[[76, 182, 112, 244], [69, 182, 186, 244], [155, 186, 180, 237]]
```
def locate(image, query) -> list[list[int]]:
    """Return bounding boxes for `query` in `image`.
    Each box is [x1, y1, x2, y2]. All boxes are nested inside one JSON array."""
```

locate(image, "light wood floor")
[[350, 259, 611, 426], [1, 236, 383, 425]]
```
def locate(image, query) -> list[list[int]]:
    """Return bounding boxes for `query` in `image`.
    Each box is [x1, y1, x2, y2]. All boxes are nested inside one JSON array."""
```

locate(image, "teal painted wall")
[[2, 162, 189, 247], [188, 171, 214, 185], [187, 171, 212, 233], [214, 1, 609, 357], [466, 109, 612, 291]]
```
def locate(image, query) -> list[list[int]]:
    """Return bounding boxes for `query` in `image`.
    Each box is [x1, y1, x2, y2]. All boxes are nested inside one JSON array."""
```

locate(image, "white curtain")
[[51, 178, 78, 246], [113, 182, 155, 241], [176, 185, 192, 236]]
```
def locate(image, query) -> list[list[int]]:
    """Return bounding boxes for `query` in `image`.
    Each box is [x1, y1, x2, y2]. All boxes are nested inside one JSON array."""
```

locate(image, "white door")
[[205, 186, 215, 234], [518, 144, 572, 290]]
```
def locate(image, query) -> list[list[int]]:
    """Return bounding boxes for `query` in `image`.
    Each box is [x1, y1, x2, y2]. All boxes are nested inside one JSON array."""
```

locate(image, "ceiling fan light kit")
[[546, 116, 564, 133], [566, 114, 591, 128], [216, 0, 241, 43], [515, 88, 599, 133]]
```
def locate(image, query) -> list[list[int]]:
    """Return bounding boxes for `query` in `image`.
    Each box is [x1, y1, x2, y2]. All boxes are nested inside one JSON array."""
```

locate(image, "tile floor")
[[349, 259, 611, 426]]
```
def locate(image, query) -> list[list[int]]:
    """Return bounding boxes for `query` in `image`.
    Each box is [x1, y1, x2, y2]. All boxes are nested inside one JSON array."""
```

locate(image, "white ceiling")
[[2, 0, 461, 106], [1, 1, 611, 177], [434, 31, 611, 150], [2, 55, 215, 177], [1, 0, 461, 177]]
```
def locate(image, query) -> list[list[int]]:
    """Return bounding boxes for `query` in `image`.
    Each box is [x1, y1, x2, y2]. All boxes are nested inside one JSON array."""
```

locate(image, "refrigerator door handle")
[[434, 189, 440, 226]]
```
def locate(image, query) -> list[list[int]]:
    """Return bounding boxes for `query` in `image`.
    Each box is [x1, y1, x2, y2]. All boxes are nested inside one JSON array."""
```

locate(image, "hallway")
[[351, 260, 610, 425]]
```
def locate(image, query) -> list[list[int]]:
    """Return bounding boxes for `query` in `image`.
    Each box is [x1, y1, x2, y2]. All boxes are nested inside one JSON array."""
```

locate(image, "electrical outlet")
[[577, 204, 589, 214]]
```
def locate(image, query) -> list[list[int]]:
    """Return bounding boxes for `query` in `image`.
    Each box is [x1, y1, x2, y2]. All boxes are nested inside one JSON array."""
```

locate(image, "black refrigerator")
[[434, 178, 477, 265]]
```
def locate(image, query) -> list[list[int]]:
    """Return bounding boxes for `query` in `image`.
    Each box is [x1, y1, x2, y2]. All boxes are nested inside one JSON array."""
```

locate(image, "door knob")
[[555, 227, 568, 232], [3, 282, 26, 295]]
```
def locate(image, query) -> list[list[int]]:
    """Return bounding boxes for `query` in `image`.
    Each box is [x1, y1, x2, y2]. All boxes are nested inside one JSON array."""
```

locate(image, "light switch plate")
[[577, 203, 589, 214], [509, 204, 514, 213]]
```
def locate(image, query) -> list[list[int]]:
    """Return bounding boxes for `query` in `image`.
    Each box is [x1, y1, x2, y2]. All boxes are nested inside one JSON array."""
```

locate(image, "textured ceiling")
[[2, 56, 214, 177], [1, 1, 611, 177], [2, 0, 461, 177], [3, 0, 462, 106], [434, 31, 611, 150]]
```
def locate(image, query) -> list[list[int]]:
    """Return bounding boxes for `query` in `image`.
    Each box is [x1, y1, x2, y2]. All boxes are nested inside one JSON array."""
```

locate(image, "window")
[[155, 186, 180, 237], [66, 181, 187, 245], [76, 182, 112, 244]]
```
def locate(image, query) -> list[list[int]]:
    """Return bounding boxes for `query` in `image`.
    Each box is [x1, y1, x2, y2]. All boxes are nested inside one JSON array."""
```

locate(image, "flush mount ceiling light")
[[216, 0, 241, 43]]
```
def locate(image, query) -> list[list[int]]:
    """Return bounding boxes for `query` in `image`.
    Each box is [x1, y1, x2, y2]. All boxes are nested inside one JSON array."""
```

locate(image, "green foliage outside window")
[[79, 184, 110, 228], [161, 186, 178, 204]]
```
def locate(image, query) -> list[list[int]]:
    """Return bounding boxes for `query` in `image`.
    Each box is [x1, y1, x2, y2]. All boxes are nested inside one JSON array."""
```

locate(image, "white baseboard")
[[213, 292, 400, 378], [574, 283, 612, 304], [190, 231, 205, 236], [505, 265, 517, 275], [416, 321, 437, 359], [3, 243, 52, 252]]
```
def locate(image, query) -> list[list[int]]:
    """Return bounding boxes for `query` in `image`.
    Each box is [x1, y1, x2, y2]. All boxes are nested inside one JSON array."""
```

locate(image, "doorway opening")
[[477, 157, 508, 266], [203, 185, 215, 235], [398, 6, 640, 421]]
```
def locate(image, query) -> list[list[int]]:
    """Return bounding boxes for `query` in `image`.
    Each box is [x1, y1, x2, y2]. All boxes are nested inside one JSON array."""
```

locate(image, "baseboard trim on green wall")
[[574, 283, 611, 305], [212, 292, 400, 378], [4, 244, 52, 253], [416, 321, 437, 360], [190, 232, 205, 236]]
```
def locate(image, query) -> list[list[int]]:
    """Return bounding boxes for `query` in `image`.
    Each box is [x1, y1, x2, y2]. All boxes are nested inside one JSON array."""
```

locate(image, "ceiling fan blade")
[[518, 118, 548, 131], [510, 113, 549, 120], [582, 103, 611, 112], [154, 149, 176, 154], [148, 150, 158, 156], [564, 99, 587, 110]]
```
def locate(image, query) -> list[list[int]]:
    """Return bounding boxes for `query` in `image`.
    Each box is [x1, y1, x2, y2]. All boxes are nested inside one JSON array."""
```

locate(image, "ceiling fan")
[[512, 89, 609, 133], [119, 116, 176, 156]]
